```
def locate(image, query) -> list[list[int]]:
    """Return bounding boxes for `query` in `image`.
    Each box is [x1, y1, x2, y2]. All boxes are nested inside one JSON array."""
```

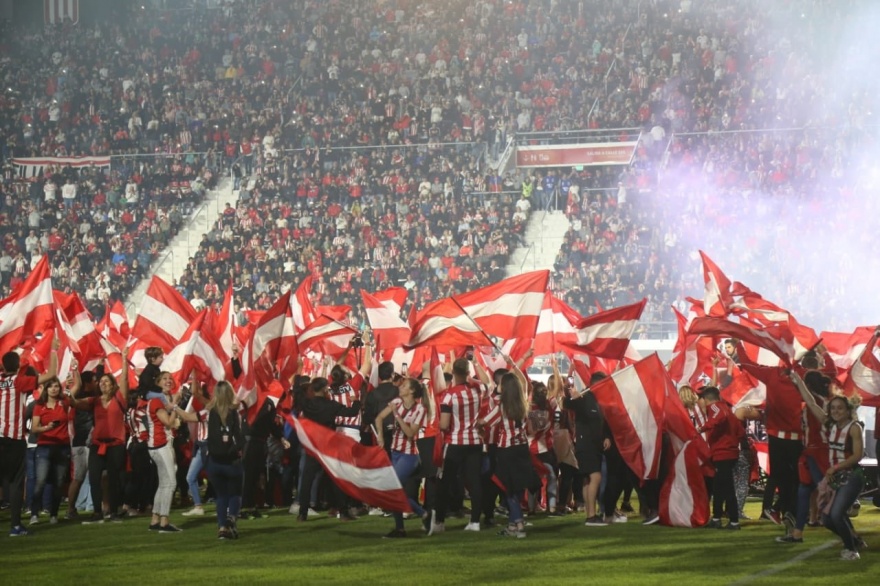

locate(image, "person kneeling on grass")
[[697, 386, 743, 531], [376, 377, 431, 538]]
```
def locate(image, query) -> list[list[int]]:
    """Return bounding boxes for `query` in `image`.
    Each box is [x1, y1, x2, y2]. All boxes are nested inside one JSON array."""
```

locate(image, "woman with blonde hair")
[[205, 381, 244, 539]]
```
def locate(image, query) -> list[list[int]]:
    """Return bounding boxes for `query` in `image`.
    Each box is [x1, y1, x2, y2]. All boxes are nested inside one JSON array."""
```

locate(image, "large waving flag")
[[361, 288, 410, 357], [0, 256, 55, 355], [240, 289, 297, 402], [531, 294, 583, 357], [214, 286, 236, 359], [53, 291, 105, 370], [667, 307, 714, 387], [700, 251, 734, 318], [164, 310, 229, 389], [688, 316, 796, 365], [844, 330, 880, 406], [589, 353, 667, 480], [660, 375, 710, 528], [129, 277, 197, 367], [97, 300, 130, 351], [561, 298, 646, 359], [288, 415, 412, 512], [821, 326, 875, 373], [297, 314, 358, 358], [408, 271, 548, 347]]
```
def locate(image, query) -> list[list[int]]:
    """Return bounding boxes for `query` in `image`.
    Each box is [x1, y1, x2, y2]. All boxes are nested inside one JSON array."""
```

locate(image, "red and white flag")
[[240, 289, 297, 402], [129, 277, 197, 366], [531, 294, 583, 357], [700, 251, 733, 318], [97, 300, 130, 351], [361, 289, 410, 356], [720, 367, 766, 408], [408, 271, 548, 347], [589, 353, 667, 480], [0, 256, 55, 355], [214, 286, 237, 360], [287, 415, 412, 513], [688, 317, 796, 365], [821, 326, 875, 372], [164, 310, 229, 389], [729, 288, 819, 359], [291, 276, 317, 332], [844, 331, 880, 406], [667, 307, 714, 387], [44, 0, 78, 24], [562, 299, 646, 359], [53, 291, 105, 370], [297, 314, 358, 358], [659, 377, 710, 528]]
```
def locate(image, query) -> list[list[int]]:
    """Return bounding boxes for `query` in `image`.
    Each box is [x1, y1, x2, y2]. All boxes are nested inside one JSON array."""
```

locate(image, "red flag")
[[315, 305, 352, 322], [699, 251, 733, 318], [561, 299, 646, 359], [130, 277, 197, 365], [361, 289, 411, 357], [659, 374, 710, 527], [408, 271, 548, 347], [720, 367, 766, 408], [297, 314, 358, 358], [0, 256, 55, 355], [53, 291, 105, 370], [164, 311, 230, 389], [821, 326, 875, 373], [240, 289, 297, 402], [531, 293, 584, 357], [589, 354, 667, 480], [97, 300, 130, 351], [688, 317, 796, 365], [667, 307, 714, 387], [844, 331, 880, 406], [287, 415, 412, 512], [214, 286, 236, 359], [291, 276, 317, 331]]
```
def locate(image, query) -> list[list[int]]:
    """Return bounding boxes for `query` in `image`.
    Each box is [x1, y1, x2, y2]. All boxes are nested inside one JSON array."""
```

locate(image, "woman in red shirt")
[[71, 350, 130, 524], [146, 371, 184, 533], [31, 374, 79, 525]]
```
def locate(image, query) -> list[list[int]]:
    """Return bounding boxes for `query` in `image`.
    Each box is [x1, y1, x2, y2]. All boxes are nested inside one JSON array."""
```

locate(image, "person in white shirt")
[[44, 179, 57, 203], [61, 179, 77, 208]]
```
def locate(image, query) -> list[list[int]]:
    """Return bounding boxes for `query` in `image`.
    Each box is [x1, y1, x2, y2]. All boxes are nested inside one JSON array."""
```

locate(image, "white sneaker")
[[307, 508, 321, 518], [610, 512, 628, 523], [182, 506, 205, 517], [840, 549, 860, 561], [50, 516, 58, 525], [29, 515, 39, 526], [428, 516, 444, 536], [288, 503, 299, 515], [464, 522, 481, 532], [368, 507, 385, 516]]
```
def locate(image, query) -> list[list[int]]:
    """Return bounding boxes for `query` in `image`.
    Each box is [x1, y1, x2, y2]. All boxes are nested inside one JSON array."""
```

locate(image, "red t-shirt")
[[89, 393, 127, 446], [33, 401, 71, 445], [146, 397, 169, 448], [702, 401, 744, 462], [0, 371, 39, 440]]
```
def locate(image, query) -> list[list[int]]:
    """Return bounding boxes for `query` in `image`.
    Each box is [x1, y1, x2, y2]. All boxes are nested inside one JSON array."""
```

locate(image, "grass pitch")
[[4, 500, 878, 585]]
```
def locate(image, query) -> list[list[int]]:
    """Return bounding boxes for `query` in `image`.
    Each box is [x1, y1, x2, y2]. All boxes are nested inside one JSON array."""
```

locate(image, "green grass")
[[5, 500, 879, 585]]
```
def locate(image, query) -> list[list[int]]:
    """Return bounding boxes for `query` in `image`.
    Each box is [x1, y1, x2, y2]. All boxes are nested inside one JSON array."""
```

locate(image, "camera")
[[351, 334, 364, 349]]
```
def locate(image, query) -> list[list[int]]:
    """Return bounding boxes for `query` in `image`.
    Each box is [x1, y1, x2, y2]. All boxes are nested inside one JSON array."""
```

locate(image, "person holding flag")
[[696, 386, 744, 531]]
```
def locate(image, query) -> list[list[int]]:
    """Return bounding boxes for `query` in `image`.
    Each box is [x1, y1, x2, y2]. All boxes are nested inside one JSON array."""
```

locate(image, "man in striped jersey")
[[430, 358, 484, 534], [1, 342, 58, 536]]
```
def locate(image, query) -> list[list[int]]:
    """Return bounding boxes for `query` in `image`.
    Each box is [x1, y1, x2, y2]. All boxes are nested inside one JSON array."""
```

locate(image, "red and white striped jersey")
[[195, 408, 209, 442], [146, 397, 169, 449], [483, 403, 528, 449], [389, 398, 426, 455], [441, 383, 483, 446], [126, 400, 149, 444], [331, 372, 364, 429], [827, 420, 857, 467], [527, 399, 556, 454], [0, 371, 38, 440]]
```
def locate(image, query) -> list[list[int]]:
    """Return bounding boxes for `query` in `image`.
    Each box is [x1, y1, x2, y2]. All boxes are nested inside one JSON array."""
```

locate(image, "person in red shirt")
[[30, 373, 79, 525], [697, 386, 744, 530], [70, 347, 130, 524], [1, 340, 59, 536], [146, 371, 185, 532]]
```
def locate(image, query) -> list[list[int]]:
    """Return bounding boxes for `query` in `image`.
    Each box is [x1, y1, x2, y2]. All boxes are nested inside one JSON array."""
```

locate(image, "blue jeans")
[[33, 445, 70, 517], [823, 470, 864, 551], [297, 448, 322, 508], [506, 489, 525, 525], [26, 447, 53, 514], [796, 455, 823, 530], [391, 450, 425, 530], [186, 442, 207, 506], [206, 457, 243, 529]]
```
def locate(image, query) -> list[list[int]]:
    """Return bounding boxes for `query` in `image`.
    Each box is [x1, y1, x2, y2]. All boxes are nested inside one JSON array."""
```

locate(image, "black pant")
[[241, 437, 267, 510], [88, 443, 126, 516], [603, 445, 630, 516], [713, 459, 739, 523], [436, 444, 482, 524], [297, 454, 345, 517], [0, 438, 26, 528], [481, 445, 502, 521], [416, 437, 437, 513], [768, 436, 802, 516], [125, 442, 157, 511]]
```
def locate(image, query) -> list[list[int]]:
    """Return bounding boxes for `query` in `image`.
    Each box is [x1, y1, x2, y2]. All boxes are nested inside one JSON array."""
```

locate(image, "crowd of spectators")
[[0, 0, 876, 335]]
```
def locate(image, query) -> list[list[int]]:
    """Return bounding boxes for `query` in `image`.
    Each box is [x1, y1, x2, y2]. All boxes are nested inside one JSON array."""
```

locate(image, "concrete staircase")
[[505, 210, 570, 277], [124, 177, 236, 318]]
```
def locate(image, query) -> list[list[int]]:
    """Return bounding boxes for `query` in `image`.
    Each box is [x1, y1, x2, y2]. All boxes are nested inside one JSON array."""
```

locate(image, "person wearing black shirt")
[[66, 371, 97, 519], [296, 377, 361, 522], [362, 361, 399, 453], [563, 372, 611, 527]]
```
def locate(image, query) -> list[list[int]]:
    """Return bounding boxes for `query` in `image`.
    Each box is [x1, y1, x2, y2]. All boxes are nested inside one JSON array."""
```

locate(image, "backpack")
[[207, 409, 241, 463]]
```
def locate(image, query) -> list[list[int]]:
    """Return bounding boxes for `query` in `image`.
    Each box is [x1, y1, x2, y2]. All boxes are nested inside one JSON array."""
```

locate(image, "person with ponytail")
[[790, 371, 866, 560], [376, 377, 430, 538], [479, 357, 535, 538], [144, 371, 185, 532], [204, 381, 243, 539]]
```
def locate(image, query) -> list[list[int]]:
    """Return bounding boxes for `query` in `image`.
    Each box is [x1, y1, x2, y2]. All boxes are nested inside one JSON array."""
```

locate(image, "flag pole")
[[449, 296, 501, 353]]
